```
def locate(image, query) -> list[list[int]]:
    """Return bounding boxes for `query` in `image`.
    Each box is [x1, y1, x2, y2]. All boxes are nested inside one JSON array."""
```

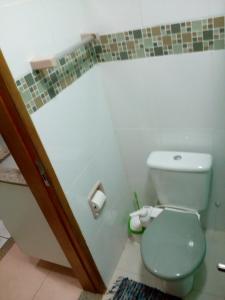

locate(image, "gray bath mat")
[[106, 277, 181, 300]]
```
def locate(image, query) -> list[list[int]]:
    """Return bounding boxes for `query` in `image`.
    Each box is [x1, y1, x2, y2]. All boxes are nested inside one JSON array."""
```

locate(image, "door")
[[0, 50, 106, 294]]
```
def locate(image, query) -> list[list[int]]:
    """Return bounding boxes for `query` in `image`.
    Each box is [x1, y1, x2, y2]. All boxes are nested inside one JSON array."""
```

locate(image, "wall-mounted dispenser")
[[88, 181, 106, 218]]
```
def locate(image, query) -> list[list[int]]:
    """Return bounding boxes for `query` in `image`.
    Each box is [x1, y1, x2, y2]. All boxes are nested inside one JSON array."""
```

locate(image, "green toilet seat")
[[141, 209, 206, 281]]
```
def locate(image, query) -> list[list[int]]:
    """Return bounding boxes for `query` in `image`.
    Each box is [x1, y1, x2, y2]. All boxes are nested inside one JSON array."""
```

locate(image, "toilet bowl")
[[141, 151, 212, 297], [141, 209, 206, 297]]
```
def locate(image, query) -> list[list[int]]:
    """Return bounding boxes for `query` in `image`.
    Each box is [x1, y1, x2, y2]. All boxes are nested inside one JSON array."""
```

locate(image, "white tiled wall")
[[83, 0, 142, 35], [99, 51, 225, 230], [0, 0, 86, 78], [83, 0, 225, 34], [32, 67, 132, 284], [82, 0, 225, 230], [1, 0, 225, 286], [140, 0, 225, 27], [0, 0, 132, 284]]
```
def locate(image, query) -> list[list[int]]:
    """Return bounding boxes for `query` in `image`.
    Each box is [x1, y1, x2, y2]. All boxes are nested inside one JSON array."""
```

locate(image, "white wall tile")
[[99, 51, 225, 228], [32, 68, 113, 192], [41, 0, 86, 53], [210, 51, 225, 130], [32, 67, 131, 284], [0, 0, 132, 284], [135, 53, 214, 129], [1, 0, 225, 286], [0, 0, 86, 79], [100, 61, 158, 129], [115, 129, 161, 206], [0, 0, 54, 78], [211, 130, 225, 230], [66, 131, 131, 284], [141, 0, 225, 27], [159, 128, 213, 153], [81, 0, 225, 228], [100, 52, 218, 130], [83, 0, 142, 34], [82, 0, 225, 35]]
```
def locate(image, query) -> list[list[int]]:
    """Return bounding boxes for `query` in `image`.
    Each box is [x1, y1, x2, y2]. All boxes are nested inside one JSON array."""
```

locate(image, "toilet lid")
[[141, 209, 206, 280]]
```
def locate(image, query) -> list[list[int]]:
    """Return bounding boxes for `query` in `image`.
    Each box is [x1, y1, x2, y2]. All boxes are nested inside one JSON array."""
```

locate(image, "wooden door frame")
[[0, 51, 106, 294]]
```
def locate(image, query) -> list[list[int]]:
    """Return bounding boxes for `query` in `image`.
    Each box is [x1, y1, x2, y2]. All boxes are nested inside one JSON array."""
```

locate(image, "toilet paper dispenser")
[[88, 181, 107, 218]]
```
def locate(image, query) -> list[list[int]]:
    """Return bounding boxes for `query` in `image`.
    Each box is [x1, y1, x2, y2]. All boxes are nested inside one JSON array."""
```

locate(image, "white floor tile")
[[0, 220, 10, 239], [185, 290, 224, 300], [112, 239, 164, 291], [0, 237, 7, 248], [116, 239, 142, 274], [193, 230, 225, 297]]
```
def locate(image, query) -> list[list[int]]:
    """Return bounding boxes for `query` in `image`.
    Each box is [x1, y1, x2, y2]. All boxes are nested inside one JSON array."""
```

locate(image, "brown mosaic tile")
[[34, 97, 43, 109], [182, 33, 192, 43], [100, 35, 108, 44], [214, 16, 224, 28], [110, 43, 118, 52], [17, 15, 225, 114], [162, 36, 172, 46], [127, 41, 135, 50], [151, 26, 161, 36]]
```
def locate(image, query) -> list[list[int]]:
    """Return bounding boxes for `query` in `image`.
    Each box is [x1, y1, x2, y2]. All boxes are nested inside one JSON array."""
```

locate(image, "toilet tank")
[[147, 151, 212, 212]]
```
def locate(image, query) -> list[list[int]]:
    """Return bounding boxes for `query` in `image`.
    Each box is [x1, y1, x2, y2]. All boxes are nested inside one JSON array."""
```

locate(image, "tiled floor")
[[0, 244, 82, 300], [106, 230, 225, 300], [0, 219, 11, 248], [2, 230, 225, 300]]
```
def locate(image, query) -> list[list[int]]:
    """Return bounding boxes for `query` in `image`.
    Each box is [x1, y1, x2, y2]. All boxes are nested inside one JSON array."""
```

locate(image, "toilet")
[[141, 151, 212, 297]]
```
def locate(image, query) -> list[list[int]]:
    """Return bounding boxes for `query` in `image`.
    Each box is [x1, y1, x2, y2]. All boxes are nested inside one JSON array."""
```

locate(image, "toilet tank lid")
[[147, 151, 212, 172]]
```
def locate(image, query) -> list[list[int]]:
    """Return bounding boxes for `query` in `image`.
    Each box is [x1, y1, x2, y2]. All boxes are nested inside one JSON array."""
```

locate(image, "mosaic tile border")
[[16, 16, 225, 114], [16, 41, 97, 114], [94, 16, 225, 62]]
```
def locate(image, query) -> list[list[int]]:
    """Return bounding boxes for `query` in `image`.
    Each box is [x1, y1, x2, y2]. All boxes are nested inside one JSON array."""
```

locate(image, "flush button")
[[174, 155, 182, 160]]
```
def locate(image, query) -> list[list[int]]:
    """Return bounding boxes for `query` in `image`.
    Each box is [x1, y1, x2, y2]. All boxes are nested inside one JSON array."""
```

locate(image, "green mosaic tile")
[[16, 40, 96, 113], [20, 90, 32, 103], [95, 15, 225, 63], [95, 45, 102, 54], [144, 38, 153, 48], [120, 52, 128, 60], [59, 57, 66, 65], [50, 73, 58, 84], [17, 15, 225, 114], [193, 42, 203, 52], [214, 39, 224, 50], [203, 30, 213, 40], [103, 53, 113, 61], [171, 23, 181, 33], [116, 33, 125, 42], [173, 44, 183, 54], [154, 47, 163, 56], [133, 29, 142, 39], [24, 74, 34, 86], [192, 20, 202, 31], [136, 49, 145, 58], [47, 87, 56, 99]]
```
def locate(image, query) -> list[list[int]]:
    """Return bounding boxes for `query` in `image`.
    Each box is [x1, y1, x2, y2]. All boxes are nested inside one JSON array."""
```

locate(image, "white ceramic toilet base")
[[161, 274, 194, 297], [129, 237, 195, 297]]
